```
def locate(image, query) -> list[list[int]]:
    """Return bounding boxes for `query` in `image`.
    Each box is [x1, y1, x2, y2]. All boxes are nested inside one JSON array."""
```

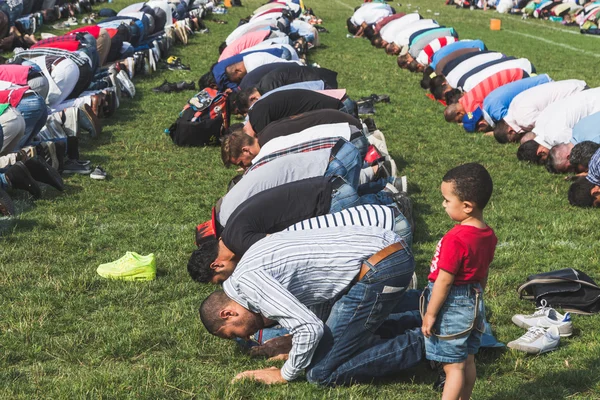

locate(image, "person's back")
[[257, 109, 361, 146], [248, 89, 343, 133], [256, 64, 338, 94], [239, 62, 295, 89]]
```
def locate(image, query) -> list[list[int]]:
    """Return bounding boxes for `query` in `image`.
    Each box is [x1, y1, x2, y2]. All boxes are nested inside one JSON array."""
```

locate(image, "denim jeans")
[[324, 141, 362, 188], [16, 94, 47, 149], [306, 247, 424, 386]]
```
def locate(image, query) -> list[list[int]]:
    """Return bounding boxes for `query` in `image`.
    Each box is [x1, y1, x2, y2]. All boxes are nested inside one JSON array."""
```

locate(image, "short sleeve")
[[435, 234, 467, 276]]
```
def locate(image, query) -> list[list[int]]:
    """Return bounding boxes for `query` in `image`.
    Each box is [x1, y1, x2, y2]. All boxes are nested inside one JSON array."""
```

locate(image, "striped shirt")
[[459, 68, 525, 113], [586, 148, 600, 186], [286, 204, 395, 232], [223, 225, 403, 381], [12, 48, 90, 67], [445, 52, 504, 88], [245, 137, 339, 174], [416, 36, 457, 66], [461, 58, 533, 93]]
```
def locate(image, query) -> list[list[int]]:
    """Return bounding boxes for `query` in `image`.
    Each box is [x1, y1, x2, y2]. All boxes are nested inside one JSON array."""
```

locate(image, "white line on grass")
[[331, 0, 355, 11], [504, 29, 600, 58], [518, 18, 600, 38]]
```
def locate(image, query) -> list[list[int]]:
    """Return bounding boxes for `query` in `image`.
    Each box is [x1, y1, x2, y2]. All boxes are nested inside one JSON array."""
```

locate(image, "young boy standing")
[[421, 163, 497, 400]]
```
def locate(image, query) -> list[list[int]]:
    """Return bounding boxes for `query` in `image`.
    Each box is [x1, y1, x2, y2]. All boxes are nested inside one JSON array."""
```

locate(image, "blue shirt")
[[482, 74, 553, 125], [430, 39, 486, 69], [572, 112, 600, 145], [213, 48, 286, 92]]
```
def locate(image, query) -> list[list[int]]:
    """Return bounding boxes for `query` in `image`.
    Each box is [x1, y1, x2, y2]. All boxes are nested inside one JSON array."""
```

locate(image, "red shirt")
[[459, 68, 524, 113], [428, 225, 497, 285]]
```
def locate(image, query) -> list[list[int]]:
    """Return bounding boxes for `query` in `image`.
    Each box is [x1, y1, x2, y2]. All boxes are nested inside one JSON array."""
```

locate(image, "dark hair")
[[220, 132, 255, 167], [228, 174, 243, 192], [218, 41, 227, 55], [225, 122, 244, 136], [347, 18, 358, 35], [370, 33, 383, 47], [188, 239, 219, 283], [443, 163, 493, 209], [570, 141, 600, 171], [407, 60, 420, 73], [363, 25, 375, 40], [397, 54, 411, 69], [199, 290, 231, 335], [493, 120, 511, 144], [517, 140, 542, 164], [445, 89, 462, 105], [421, 66, 434, 89], [235, 87, 256, 113], [431, 79, 448, 100], [199, 69, 216, 89], [568, 177, 595, 207]]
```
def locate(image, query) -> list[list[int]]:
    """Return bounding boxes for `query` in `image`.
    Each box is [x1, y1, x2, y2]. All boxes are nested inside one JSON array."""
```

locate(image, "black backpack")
[[167, 87, 229, 147], [517, 268, 600, 315]]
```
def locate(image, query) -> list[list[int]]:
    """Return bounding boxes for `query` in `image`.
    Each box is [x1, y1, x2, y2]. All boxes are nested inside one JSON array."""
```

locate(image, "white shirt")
[[250, 11, 283, 23], [461, 58, 534, 92], [504, 79, 587, 133], [253, 123, 352, 164], [390, 19, 439, 47], [218, 149, 331, 225], [534, 87, 600, 148], [445, 52, 504, 89], [226, 20, 276, 45], [242, 52, 300, 72], [350, 3, 393, 25], [242, 42, 300, 60], [379, 13, 421, 42]]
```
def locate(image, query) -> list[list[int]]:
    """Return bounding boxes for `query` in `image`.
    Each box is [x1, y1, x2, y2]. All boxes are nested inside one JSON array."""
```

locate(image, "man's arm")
[[236, 270, 324, 382], [422, 269, 455, 337]]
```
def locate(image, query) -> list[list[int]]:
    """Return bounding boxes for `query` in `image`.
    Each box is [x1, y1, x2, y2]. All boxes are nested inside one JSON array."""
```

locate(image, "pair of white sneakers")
[[507, 305, 572, 354]]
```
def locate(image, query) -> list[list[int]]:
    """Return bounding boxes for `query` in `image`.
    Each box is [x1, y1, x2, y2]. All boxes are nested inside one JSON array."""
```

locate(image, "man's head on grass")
[[570, 141, 600, 173], [235, 87, 261, 114], [220, 131, 260, 169], [568, 177, 600, 208], [444, 102, 465, 123], [188, 238, 238, 284], [200, 290, 265, 340], [546, 143, 574, 174], [225, 61, 247, 83], [441, 163, 493, 222], [385, 42, 401, 55], [493, 120, 524, 144], [517, 140, 549, 164]]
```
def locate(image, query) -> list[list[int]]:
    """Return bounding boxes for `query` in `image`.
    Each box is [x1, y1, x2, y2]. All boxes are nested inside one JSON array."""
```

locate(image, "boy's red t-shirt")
[[428, 224, 497, 285]]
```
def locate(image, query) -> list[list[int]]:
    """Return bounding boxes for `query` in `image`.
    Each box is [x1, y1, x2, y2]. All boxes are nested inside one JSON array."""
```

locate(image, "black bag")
[[167, 87, 228, 147], [517, 268, 600, 314]]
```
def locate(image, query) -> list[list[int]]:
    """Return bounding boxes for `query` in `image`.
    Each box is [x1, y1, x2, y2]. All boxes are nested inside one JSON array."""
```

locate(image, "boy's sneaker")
[[507, 326, 560, 354], [97, 251, 156, 281], [116, 70, 136, 98], [90, 165, 107, 180], [512, 306, 572, 337], [62, 159, 91, 175]]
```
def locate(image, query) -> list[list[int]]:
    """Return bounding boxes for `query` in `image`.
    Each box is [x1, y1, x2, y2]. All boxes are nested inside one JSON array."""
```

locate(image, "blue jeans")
[[16, 93, 47, 149], [324, 141, 362, 188], [306, 247, 424, 386]]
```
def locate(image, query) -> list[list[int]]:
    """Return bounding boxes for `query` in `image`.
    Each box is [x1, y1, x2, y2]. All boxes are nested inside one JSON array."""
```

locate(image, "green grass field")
[[2, 0, 600, 398]]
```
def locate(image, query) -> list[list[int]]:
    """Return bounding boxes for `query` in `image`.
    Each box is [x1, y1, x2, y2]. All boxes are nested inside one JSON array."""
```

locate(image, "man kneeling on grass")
[[199, 225, 423, 386]]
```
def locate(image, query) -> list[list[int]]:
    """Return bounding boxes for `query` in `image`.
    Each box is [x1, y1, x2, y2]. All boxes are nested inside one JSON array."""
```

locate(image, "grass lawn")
[[2, 0, 600, 398]]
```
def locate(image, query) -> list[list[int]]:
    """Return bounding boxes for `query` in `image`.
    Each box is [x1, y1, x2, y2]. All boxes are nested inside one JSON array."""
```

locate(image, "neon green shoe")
[[97, 252, 156, 281]]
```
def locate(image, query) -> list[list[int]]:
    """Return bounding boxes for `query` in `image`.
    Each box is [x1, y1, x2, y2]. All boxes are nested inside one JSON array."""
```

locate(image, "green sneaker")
[[97, 252, 156, 281]]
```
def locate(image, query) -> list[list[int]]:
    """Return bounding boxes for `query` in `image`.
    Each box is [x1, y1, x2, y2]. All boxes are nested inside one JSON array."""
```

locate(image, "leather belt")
[[357, 242, 405, 282]]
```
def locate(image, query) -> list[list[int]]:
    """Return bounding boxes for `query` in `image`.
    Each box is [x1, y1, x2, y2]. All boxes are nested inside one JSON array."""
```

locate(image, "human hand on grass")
[[249, 335, 292, 360], [421, 313, 437, 338], [232, 367, 287, 384]]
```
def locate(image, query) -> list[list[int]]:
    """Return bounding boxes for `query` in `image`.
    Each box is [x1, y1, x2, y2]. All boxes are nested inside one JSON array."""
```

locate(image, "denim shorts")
[[422, 282, 486, 363]]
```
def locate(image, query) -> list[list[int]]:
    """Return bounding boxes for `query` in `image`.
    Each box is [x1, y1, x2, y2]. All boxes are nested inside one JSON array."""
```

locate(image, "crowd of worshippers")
[[187, 2, 500, 395], [444, 0, 600, 35], [347, 3, 600, 208], [0, 0, 211, 216]]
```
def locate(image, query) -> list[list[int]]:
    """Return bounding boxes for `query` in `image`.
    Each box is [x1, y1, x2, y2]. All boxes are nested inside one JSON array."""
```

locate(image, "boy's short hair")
[[188, 238, 219, 283], [443, 163, 493, 209], [570, 141, 600, 171], [444, 89, 462, 105], [517, 140, 542, 164], [218, 41, 227, 55], [493, 120, 511, 144], [421, 66, 434, 89], [346, 18, 358, 35], [568, 177, 596, 207], [220, 131, 255, 167]]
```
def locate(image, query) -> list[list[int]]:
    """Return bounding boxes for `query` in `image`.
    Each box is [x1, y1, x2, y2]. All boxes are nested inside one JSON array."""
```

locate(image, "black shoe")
[[24, 157, 64, 191], [0, 187, 15, 216], [5, 161, 41, 198], [370, 93, 390, 103], [373, 158, 392, 180], [152, 80, 178, 93], [176, 81, 195, 91], [357, 98, 375, 115], [393, 192, 414, 234], [429, 361, 446, 392], [54, 140, 66, 173], [363, 117, 377, 133], [167, 62, 191, 71]]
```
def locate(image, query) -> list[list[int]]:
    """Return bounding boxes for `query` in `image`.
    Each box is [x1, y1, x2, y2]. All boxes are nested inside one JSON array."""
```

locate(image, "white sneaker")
[[116, 70, 136, 98], [512, 306, 572, 337], [507, 326, 560, 354]]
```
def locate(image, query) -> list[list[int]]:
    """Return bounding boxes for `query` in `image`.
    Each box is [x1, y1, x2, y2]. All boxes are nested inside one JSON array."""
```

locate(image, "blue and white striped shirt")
[[222, 225, 403, 381]]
